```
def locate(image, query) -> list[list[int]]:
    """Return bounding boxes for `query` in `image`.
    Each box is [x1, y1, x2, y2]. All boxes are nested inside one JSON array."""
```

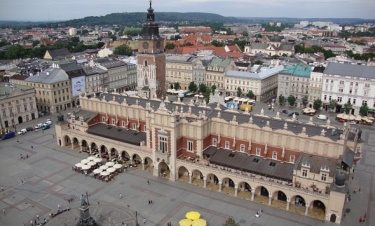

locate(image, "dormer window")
[[321, 173, 327, 182], [289, 155, 295, 163], [272, 151, 277, 160], [225, 141, 230, 149], [302, 169, 308, 177], [212, 138, 217, 146], [256, 148, 261, 156], [112, 119, 115, 125], [240, 144, 245, 152], [102, 117, 106, 122]]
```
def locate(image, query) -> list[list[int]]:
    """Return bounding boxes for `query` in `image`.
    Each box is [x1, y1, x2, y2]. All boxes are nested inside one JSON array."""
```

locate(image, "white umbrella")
[[81, 159, 90, 164], [93, 169, 102, 174], [87, 156, 96, 161], [100, 171, 110, 176], [107, 167, 116, 173], [99, 165, 108, 170], [87, 161, 96, 166], [106, 162, 115, 167], [113, 164, 123, 169], [94, 158, 103, 163], [75, 163, 84, 168], [82, 165, 91, 170]]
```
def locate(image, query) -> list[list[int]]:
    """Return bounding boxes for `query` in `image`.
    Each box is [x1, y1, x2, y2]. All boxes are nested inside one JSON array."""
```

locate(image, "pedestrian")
[[143, 218, 146, 224], [31, 146, 33, 149], [147, 180, 150, 185], [1, 186, 4, 191], [26, 154, 29, 158], [30, 220, 33, 226], [352, 176, 354, 180], [359, 188, 361, 192], [37, 214, 39, 221], [20, 154, 23, 159], [359, 216, 363, 222], [3, 209, 5, 214], [148, 199, 150, 204], [150, 200, 153, 204], [119, 193, 122, 199]]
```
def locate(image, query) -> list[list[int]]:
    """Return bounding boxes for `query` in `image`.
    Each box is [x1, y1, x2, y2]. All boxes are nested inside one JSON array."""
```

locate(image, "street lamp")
[[135, 211, 139, 226]]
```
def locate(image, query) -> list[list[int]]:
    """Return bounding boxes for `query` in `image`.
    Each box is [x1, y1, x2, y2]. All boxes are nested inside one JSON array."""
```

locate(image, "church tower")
[[137, 0, 166, 99]]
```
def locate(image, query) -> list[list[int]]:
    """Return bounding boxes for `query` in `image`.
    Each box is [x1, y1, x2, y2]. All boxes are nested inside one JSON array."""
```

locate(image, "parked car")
[[45, 120, 52, 125], [316, 114, 328, 120], [42, 124, 50, 130], [336, 118, 346, 123], [17, 128, 27, 135], [35, 123, 43, 129], [2, 131, 16, 140], [26, 127, 34, 131], [288, 112, 300, 117], [281, 110, 288, 114]]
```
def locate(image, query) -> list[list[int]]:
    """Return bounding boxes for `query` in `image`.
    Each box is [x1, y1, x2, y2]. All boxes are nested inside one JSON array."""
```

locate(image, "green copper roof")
[[209, 58, 232, 68], [280, 64, 312, 78]]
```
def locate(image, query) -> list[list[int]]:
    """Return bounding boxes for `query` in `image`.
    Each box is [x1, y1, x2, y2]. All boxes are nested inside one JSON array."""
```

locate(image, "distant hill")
[[1, 12, 375, 29], [40, 12, 243, 28]]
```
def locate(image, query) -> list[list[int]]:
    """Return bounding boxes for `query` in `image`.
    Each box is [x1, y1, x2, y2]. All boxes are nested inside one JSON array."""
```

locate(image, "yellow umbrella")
[[348, 114, 356, 120], [340, 114, 349, 120], [192, 219, 207, 226], [179, 219, 193, 226], [186, 211, 201, 220]]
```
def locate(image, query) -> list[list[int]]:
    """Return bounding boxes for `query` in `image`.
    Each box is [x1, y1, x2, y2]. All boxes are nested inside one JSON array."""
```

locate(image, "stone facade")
[[0, 83, 38, 133], [54, 92, 360, 224]]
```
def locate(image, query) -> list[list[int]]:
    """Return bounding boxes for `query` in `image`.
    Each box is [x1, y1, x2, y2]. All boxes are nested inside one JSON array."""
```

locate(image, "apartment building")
[[0, 83, 38, 132], [225, 65, 283, 101], [321, 62, 375, 114], [277, 64, 312, 107], [308, 66, 325, 107], [206, 58, 237, 92], [10, 65, 71, 113], [166, 55, 196, 90]]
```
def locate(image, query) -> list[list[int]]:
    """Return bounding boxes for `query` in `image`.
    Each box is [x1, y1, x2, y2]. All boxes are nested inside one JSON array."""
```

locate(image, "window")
[[225, 141, 230, 149], [240, 144, 245, 152], [159, 136, 168, 153], [362, 100, 367, 106], [338, 97, 342, 102], [256, 148, 261, 156], [272, 151, 277, 160], [112, 119, 115, 125], [187, 140, 193, 152], [353, 99, 356, 104], [321, 173, 327, 182], [302, 169, 308, 177], [365, 83, 370, 88], [132, 123, 136, 130], [289, 155, 295, 163], [339, 80, 344, 85], [324, 95, 327, 101], [338, 88, 343, 93], [122, 121, 125, 127], [212, 138, 217, 146], [102, 117, 106, 122]]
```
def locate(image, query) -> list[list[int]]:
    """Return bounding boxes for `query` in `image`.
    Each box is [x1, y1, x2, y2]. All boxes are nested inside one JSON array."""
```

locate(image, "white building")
[[69, 28, 77, 36], [321, 62, 375, 114], [224, 65, 284, 101]]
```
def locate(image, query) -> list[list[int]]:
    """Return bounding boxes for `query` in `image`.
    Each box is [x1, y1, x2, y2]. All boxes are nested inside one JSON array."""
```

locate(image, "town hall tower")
[[137, 0, 166, 99]]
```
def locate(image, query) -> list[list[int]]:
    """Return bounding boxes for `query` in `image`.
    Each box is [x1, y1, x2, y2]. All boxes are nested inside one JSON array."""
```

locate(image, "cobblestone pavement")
[[0, 108, 373, 226]]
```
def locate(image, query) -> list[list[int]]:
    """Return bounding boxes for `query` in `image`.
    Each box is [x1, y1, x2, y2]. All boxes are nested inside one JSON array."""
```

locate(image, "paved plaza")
[[0, 112, 374, 226]]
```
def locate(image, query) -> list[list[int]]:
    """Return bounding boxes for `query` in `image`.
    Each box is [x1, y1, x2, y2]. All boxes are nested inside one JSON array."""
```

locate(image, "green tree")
[[242, 31, 249, 37], [113, 44, 133, 56], [211, 40, 224, 47], [302, 96, 308, 108], [222, 217, 240, 226], [329, 99, 338, 112], [313, 98, 322, 111], [278, 95, 286, 106], [253, 60, 263, 65], [211, 84, 217, 94], [359, 103, 369, 116], [199, 83, 207, 93], [343, 100, 352, 114], [70, 36, 80, 43], [287, 95, 297, 107], [246, 90, 254, 99], [188, 82, 198, 92], [237, 87, 243, 97], [203, 87, 211, 103], [174, 82, 180, 90], [294, 44, 305, 54], [165, 42, 175, 50]]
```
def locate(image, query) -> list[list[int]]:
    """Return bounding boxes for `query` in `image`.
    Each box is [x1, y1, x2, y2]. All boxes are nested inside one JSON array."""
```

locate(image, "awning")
[[342, 147, 355, 168]]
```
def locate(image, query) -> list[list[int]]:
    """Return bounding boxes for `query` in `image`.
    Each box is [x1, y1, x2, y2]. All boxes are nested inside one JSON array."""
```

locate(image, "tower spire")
[[149, 0, 152, 8]]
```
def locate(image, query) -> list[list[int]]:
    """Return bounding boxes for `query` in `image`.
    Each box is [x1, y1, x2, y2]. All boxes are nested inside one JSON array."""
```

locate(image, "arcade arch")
[[191, 169, 204, 186], [205, 173, 219, 190], [237, 181, 252, 200], [177, 166, 189, 182], [310, 200, 326, 220], [290, 195, 306, 216], [271, 190, 288, 209], [158, 161, 170, 178], [254, 186, 269, 204], [144, 157, 153, 173]]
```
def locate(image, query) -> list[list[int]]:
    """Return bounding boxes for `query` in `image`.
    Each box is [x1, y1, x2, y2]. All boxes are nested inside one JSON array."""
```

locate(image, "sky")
[[0, 0, 374, 21]]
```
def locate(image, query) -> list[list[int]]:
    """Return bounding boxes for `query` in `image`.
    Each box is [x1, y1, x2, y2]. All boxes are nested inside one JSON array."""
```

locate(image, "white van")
[[17, 128, 27, 134], [317, 114, 328, 120]]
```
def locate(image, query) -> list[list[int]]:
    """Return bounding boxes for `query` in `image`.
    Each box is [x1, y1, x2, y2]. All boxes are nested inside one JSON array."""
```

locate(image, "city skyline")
[[0, 0, 374, 21]]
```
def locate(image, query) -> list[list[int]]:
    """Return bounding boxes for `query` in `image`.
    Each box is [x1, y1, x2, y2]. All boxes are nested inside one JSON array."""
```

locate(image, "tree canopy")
[[360, 103, 369, 116], [313, 99, 322, 110], [188, 82, 198, 93], [287, 95, 297, 107], [343, 101, 353, 114], [278, 95, 286, 106], [113, 44, 133, 56], [222, 217, 240, 226]]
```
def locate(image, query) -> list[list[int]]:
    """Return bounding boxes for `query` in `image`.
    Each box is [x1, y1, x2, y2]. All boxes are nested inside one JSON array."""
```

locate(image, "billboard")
[[71, 76, 86, 97]]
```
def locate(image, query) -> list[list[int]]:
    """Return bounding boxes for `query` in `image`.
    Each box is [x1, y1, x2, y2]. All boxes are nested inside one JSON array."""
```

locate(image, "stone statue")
[[80, 194, 88, 207]]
